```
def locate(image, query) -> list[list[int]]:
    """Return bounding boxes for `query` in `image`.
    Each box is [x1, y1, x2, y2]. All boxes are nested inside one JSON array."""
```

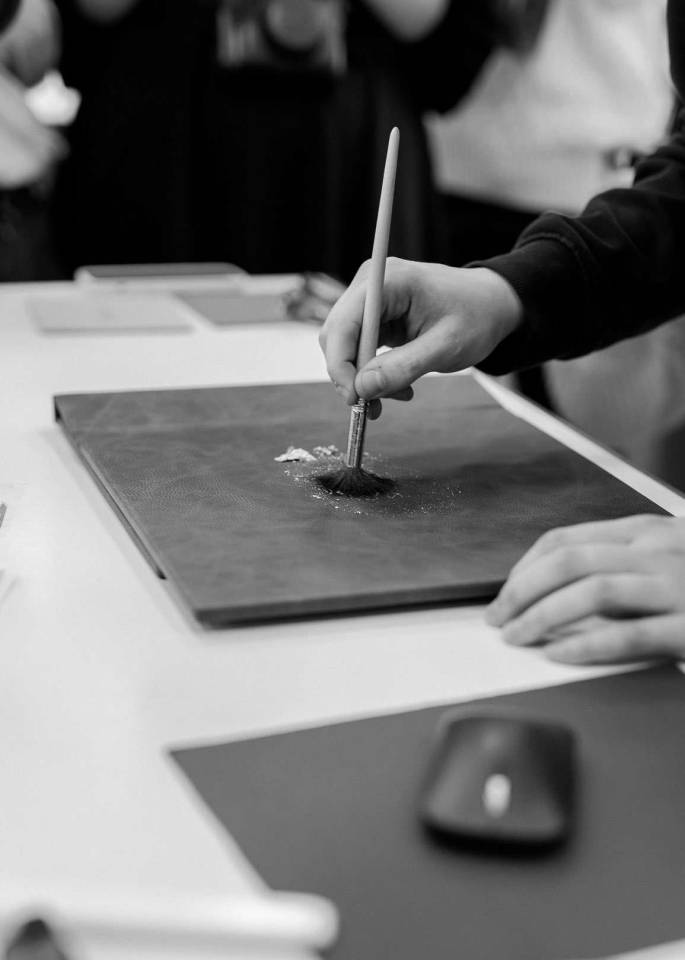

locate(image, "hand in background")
[[0, 0, 59, 86], [486, 515, 685, 664], [319, 259, 522, 419]]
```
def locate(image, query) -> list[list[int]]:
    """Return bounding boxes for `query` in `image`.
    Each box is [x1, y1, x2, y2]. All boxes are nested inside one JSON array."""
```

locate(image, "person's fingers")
[[319, 280, 367, 404], [485, 544, 646, 627], [320, 258, 414, 404], [633, 516, 685, 553], [509, 515, 664, 575], [386, 387, 414, 402], [543, 614, 685, 665], [354, 321, 465, 400], [540, 614, 612, 640], [366, 399, 382, 420], [501, 574, 669, 647]]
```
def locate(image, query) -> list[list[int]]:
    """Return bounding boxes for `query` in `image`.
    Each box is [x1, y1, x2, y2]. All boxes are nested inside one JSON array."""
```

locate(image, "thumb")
[[354, 326, 453, 399]]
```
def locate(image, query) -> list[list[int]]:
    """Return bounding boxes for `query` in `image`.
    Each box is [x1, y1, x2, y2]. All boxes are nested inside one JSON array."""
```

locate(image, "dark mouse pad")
[[54, 376, 665, 626], [172, 667, 685, 960]]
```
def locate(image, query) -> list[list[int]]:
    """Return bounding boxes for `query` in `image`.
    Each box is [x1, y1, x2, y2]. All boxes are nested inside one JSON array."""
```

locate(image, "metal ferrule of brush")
[[345, 400, 368, 468]]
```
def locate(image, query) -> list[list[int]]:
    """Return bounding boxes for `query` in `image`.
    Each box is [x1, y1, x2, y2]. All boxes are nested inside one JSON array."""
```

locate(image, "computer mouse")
[[419, 711, 576, 849]]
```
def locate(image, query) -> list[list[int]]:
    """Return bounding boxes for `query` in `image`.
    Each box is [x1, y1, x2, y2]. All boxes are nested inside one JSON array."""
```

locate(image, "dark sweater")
[[480, 0, 685, 375]]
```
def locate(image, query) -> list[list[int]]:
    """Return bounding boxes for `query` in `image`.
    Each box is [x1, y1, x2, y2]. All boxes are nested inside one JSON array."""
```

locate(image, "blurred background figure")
[[428, 0, 685, 488], [52, 0, 500, 280], [0, 0, 63, 280], [429, 0, 671, 267], [0, 0, 22, 32]]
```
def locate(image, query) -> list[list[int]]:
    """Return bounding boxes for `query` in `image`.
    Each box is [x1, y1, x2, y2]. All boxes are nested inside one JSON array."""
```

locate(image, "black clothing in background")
[[0, 188, 61, 281], [55, 0, 195, 271], [440, 192, 539, 269], [0, 0, 20, 33], [54, 0, 493, 280], [479, 0, 685, 376]]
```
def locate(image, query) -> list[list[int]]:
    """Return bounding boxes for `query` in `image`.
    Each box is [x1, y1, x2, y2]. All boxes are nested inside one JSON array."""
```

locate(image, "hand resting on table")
[[486, 515, 685, 665]]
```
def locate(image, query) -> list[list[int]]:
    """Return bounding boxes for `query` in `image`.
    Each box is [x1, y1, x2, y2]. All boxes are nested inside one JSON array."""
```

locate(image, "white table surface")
[[1, 281, 684, 959]]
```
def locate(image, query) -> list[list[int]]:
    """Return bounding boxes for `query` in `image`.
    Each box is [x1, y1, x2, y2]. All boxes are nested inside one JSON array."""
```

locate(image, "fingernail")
[[501, 622, 529, 647], [484, 601, 500, 626], [358, 369, 385, 398], [545, 642, 584, 665], [485, 598, 506, 627]]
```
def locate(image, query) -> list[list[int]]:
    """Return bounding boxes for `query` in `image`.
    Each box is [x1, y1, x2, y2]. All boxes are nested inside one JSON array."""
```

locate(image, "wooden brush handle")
[[356, 127, 400, 371]]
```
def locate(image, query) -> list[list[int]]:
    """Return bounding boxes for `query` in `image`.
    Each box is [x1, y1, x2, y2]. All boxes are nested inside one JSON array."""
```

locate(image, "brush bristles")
[[317, 466, 395, 497]]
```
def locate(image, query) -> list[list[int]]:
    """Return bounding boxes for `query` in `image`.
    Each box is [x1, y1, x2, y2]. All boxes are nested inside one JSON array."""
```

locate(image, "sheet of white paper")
[[28, 295, 194, 334], [0, 570, 15, 608], [175, 290, 287, 326], [0, 885, 332, 960], [567, 941, 685, 960]]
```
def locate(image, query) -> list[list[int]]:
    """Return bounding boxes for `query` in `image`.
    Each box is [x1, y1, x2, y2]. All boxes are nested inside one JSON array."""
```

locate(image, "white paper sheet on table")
[[0, 886, 336, 960], [28, 295, 194, 334], [0, 571, 15, 609], [568, 942, 685, 960]]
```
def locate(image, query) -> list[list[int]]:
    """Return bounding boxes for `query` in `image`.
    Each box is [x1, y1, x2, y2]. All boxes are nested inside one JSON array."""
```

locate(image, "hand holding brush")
[[318, 126, 400, 497]]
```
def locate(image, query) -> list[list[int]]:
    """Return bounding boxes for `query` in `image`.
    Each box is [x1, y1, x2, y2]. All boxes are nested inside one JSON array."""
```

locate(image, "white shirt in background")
[[427, 0, 672, 214]]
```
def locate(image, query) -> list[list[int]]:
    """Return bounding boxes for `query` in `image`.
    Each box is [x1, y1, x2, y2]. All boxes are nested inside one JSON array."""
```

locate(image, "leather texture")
[[54, 375, 665, 625]]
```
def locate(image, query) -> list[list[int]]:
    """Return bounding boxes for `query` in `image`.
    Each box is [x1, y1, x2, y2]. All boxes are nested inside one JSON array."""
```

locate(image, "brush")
[[319, 126, 399, 497]]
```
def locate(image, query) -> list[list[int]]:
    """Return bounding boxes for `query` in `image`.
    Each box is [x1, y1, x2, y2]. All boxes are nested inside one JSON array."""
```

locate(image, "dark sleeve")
[[478, 105, 685, 375]]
